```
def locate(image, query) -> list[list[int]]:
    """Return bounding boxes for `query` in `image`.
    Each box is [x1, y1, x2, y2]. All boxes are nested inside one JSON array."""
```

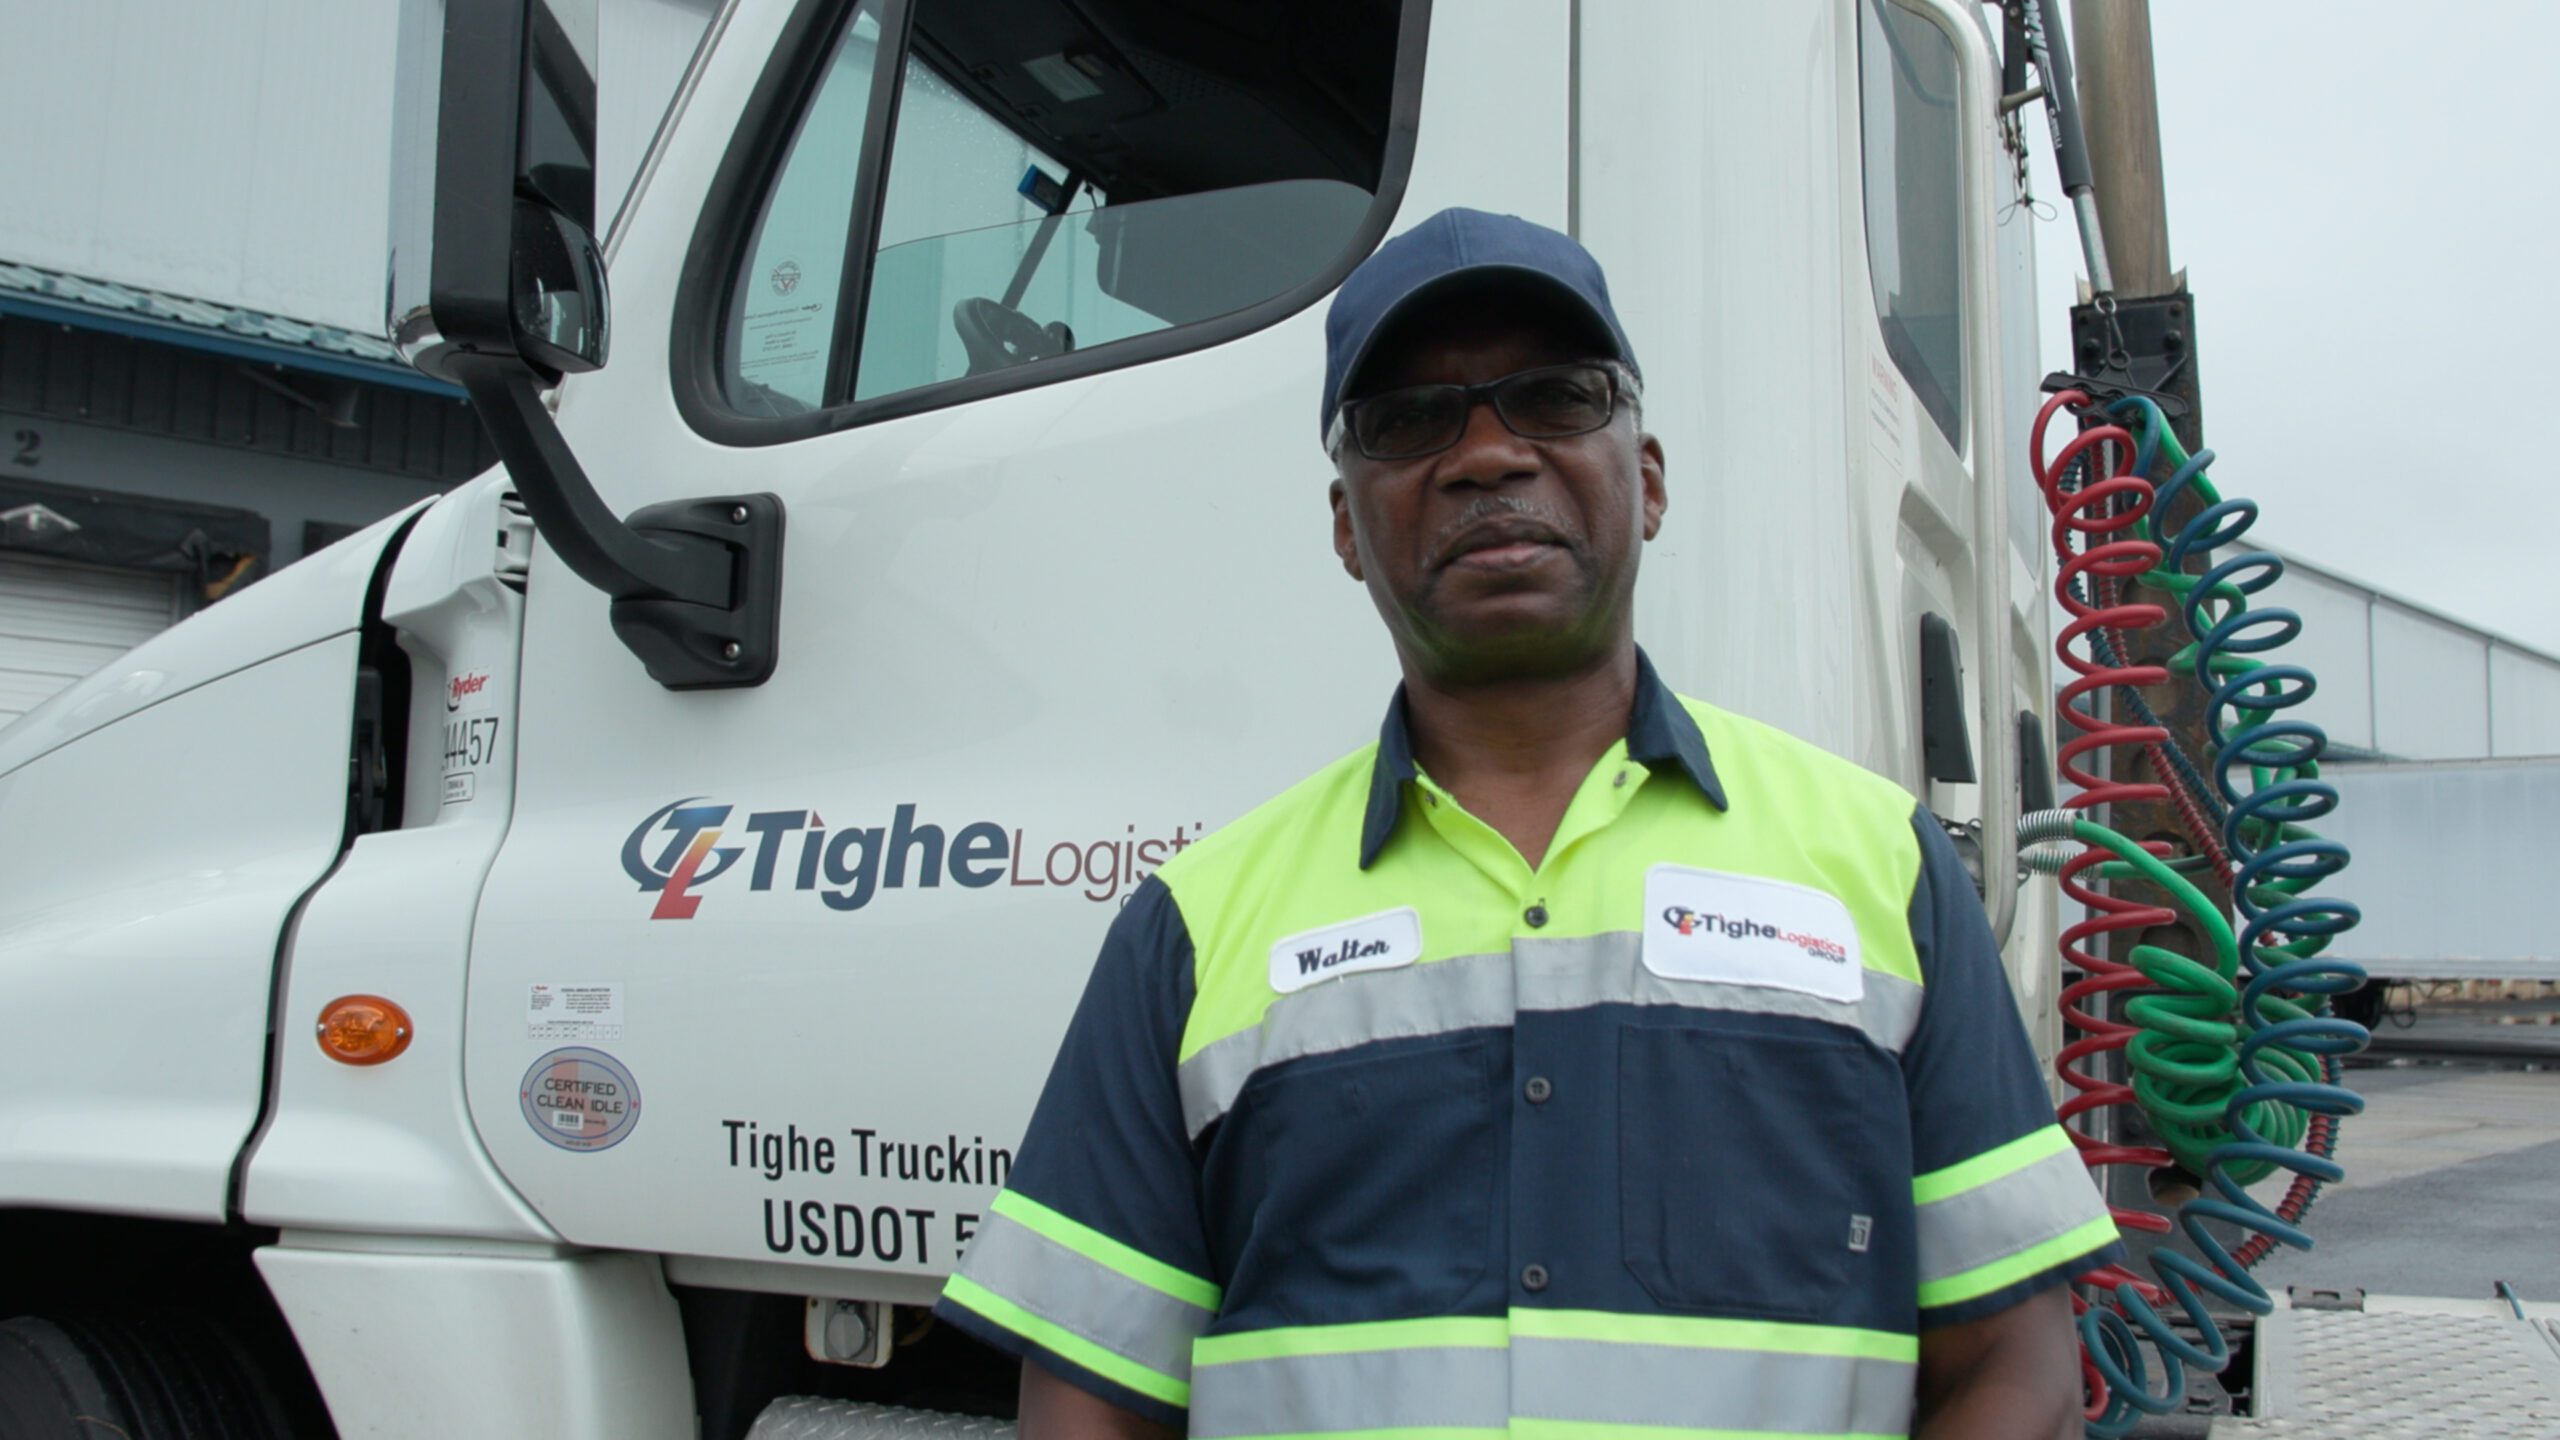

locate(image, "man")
[[935, 208, 2120, 1439]]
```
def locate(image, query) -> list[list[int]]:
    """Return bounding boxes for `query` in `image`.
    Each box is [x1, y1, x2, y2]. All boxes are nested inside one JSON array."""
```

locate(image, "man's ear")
[[1330, 478, 1366, 581], [1638, 433, 1668, 541]]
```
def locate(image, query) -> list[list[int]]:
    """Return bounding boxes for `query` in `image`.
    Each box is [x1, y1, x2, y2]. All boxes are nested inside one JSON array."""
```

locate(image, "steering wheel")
[[954, 297, 1074, 376]]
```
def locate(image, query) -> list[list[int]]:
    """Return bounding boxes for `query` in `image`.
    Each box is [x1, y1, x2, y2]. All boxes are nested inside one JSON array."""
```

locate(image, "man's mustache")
[[1426, 496, 1578, 561]]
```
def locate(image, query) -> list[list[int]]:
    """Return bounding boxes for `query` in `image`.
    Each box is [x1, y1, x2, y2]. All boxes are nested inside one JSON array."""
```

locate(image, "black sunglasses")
[[1330, 362, 1636, 462]]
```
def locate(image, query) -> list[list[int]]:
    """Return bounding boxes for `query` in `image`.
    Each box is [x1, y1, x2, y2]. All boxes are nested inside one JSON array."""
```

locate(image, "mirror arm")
[[449, 355, 727, 607], [449, 353, 787, 689]]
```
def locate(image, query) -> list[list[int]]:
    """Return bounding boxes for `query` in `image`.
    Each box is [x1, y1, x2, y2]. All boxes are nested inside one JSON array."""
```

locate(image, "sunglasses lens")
[[1354, 390, 1463, 460], [1497, 367, 1613, 436]]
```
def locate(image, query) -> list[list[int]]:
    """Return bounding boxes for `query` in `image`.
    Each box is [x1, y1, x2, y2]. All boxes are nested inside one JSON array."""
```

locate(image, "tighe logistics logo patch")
[[1641, 865, 1864, 1003], [1658, 905, 1851, 963]]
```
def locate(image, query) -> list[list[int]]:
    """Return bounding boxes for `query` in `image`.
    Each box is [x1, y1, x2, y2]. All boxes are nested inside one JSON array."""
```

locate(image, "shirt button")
[[1524, 904, 1549, 929], [1613, 769, 1629, 788], [1521, 1263, 1550, 1292], [1524, 1076, 1553, 1104]]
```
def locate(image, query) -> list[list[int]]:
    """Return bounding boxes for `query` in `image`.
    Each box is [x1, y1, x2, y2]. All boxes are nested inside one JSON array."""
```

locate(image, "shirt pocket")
[[1225, 1034, 1497, 1319], [1619, 1021, 1880, 1320]]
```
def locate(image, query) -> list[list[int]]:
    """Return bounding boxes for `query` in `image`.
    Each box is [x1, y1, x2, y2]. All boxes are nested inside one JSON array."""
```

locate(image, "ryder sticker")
[[1269, 907, 1422, 995], [1642, 865, 1864, 1003]]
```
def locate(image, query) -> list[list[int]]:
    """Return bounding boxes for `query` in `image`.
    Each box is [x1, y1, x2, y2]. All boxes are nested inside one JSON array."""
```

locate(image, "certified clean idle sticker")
[[1269, 907, 1422, 994], [1641, 864, 1865, 1002], [520, 1047, 642, 1152]]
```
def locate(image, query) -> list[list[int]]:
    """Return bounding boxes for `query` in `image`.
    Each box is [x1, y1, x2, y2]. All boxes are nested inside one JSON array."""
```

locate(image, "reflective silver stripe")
[[1188, 1346, 1510, 1439], [957, 1208, 1208, 1382], [1516, 931, 1923, 1053], [1514, 1335, 1917, 1434], [1917, 1142, 2113, 1287], [1191, 1335, 1918, 1437], [1178, 949, 1516, 1137], [1178, 933, 1923, 1136]]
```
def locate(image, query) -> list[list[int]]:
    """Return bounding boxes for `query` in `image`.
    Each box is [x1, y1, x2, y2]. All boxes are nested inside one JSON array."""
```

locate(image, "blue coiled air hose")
[[2031, 397, 2372, 1435]]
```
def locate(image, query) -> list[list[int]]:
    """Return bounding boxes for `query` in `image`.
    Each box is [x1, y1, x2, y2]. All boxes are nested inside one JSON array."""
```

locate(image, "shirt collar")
[[1359, 646, 1728, 869]]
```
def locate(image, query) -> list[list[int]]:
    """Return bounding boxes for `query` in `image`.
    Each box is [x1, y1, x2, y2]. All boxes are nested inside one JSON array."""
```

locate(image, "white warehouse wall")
[[0, 1, 400, 331], [0, 0, 713, 336], [2370, 601, 2491, 760], [598, 0, 722, 242], [2264, 546, 2560, 761], [2268, 561, 2375, 754], [2490, 644, 2560, 756]]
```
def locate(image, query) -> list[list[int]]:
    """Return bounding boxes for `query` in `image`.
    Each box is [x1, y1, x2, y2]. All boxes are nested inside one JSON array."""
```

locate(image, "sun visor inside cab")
[[1090, 179, 1373, 325]]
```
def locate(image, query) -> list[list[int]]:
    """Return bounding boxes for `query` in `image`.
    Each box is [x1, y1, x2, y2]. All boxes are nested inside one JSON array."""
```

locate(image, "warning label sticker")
[[519, 1047, 641, 1153], [527, 982, 623, 1041]]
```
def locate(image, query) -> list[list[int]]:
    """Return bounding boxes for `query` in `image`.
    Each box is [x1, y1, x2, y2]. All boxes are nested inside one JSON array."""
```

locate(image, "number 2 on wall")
[[9, 430, 36, 467]]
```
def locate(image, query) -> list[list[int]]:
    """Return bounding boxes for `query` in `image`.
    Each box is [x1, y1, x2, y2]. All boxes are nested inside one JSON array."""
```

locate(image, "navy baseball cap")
[[1321, 207, 1638, 443]]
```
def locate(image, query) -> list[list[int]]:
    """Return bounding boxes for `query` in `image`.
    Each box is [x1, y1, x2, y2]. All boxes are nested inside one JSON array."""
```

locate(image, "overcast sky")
[[2024, 2, 2560, 656]]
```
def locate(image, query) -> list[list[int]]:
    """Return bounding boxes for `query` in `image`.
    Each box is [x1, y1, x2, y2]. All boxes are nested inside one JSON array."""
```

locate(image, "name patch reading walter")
[[1269, 907, 1422, 994], [1642, 865, 1864, 1003]]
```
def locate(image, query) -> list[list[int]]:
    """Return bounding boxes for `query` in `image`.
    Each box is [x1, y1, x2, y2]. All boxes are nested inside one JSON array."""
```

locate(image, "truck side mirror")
[[388, 0, 784, 690], [390, 0, 608, 383]]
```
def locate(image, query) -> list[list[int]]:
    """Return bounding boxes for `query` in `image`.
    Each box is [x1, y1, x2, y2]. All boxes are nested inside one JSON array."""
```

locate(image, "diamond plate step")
[[2226, 1294, 2560, 1438], [747, 1397, 1014, 1439]]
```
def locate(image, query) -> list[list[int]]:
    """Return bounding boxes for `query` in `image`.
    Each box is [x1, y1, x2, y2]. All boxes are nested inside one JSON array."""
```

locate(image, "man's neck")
[[1402, 646, 1638, 871]]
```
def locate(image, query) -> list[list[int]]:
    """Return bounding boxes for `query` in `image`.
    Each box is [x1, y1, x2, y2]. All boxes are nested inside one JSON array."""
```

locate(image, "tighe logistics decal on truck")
[[622, 799, 1207, 918]]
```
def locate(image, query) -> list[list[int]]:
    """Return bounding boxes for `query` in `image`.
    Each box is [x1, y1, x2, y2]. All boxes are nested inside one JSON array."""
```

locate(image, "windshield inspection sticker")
[[1642, 865, 1864, 1003], [527, 982, 624, 1041], [520, 1047, 642, 1153], [1270, 907, 1422, 994]]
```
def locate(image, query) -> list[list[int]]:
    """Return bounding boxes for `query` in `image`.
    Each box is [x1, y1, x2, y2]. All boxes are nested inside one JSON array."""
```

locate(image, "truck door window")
[[707, 0, 1417, 426], [725, 3, 887, 414], [853, 49, 1125, 400], [1857, 0, 1966, 448]]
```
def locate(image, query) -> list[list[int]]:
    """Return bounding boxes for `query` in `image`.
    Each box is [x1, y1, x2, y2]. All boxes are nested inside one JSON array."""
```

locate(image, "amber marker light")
[[316, 994, 415, 1066]]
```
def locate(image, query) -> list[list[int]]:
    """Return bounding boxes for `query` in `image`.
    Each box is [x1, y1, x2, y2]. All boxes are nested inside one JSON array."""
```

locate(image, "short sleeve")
[[1902, 809, 2123, 1327], [935, 876, 1216, 1425]]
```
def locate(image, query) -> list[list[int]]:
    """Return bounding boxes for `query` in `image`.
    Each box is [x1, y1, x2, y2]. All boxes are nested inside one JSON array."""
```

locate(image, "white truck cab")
[[0, 1, 2057, 1434]]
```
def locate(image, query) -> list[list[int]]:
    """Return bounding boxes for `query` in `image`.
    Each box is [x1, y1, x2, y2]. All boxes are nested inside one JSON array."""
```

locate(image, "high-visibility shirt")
[[936, 651, 2121, 1437]]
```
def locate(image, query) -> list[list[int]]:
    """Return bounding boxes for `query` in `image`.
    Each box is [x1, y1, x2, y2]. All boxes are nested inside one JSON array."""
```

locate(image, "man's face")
[[1329, 301, 1667, 686]]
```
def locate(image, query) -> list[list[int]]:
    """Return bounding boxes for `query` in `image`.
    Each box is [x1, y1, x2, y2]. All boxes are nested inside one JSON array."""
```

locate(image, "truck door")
[[1828, 0, 2055, 1030], [1848, 0, 2050, 1024], [1577, 0, 2027, 972], [461, 0, 1570, 1299]]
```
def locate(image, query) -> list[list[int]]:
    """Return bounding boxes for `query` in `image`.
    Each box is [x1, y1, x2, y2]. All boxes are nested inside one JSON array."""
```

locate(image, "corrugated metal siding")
[[0, 553, 177, 725], [0, 0, 713, 338], [0, 313, 495, 483]]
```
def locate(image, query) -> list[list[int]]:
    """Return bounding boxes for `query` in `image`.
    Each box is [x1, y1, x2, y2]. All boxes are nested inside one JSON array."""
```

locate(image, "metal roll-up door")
[[0, 552, 180, 726]]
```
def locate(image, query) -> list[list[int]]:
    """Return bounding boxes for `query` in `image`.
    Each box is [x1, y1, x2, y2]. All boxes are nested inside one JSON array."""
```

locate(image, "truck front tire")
[[0, 1311, 298, 1440]]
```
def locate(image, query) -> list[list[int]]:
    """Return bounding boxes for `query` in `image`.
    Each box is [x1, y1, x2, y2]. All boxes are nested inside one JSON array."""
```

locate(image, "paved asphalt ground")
[[2245, 996, 2560, 1305]]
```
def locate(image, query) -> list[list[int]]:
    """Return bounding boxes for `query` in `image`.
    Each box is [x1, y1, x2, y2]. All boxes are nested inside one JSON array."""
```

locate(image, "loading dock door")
[[0, 552, 179, 726]]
